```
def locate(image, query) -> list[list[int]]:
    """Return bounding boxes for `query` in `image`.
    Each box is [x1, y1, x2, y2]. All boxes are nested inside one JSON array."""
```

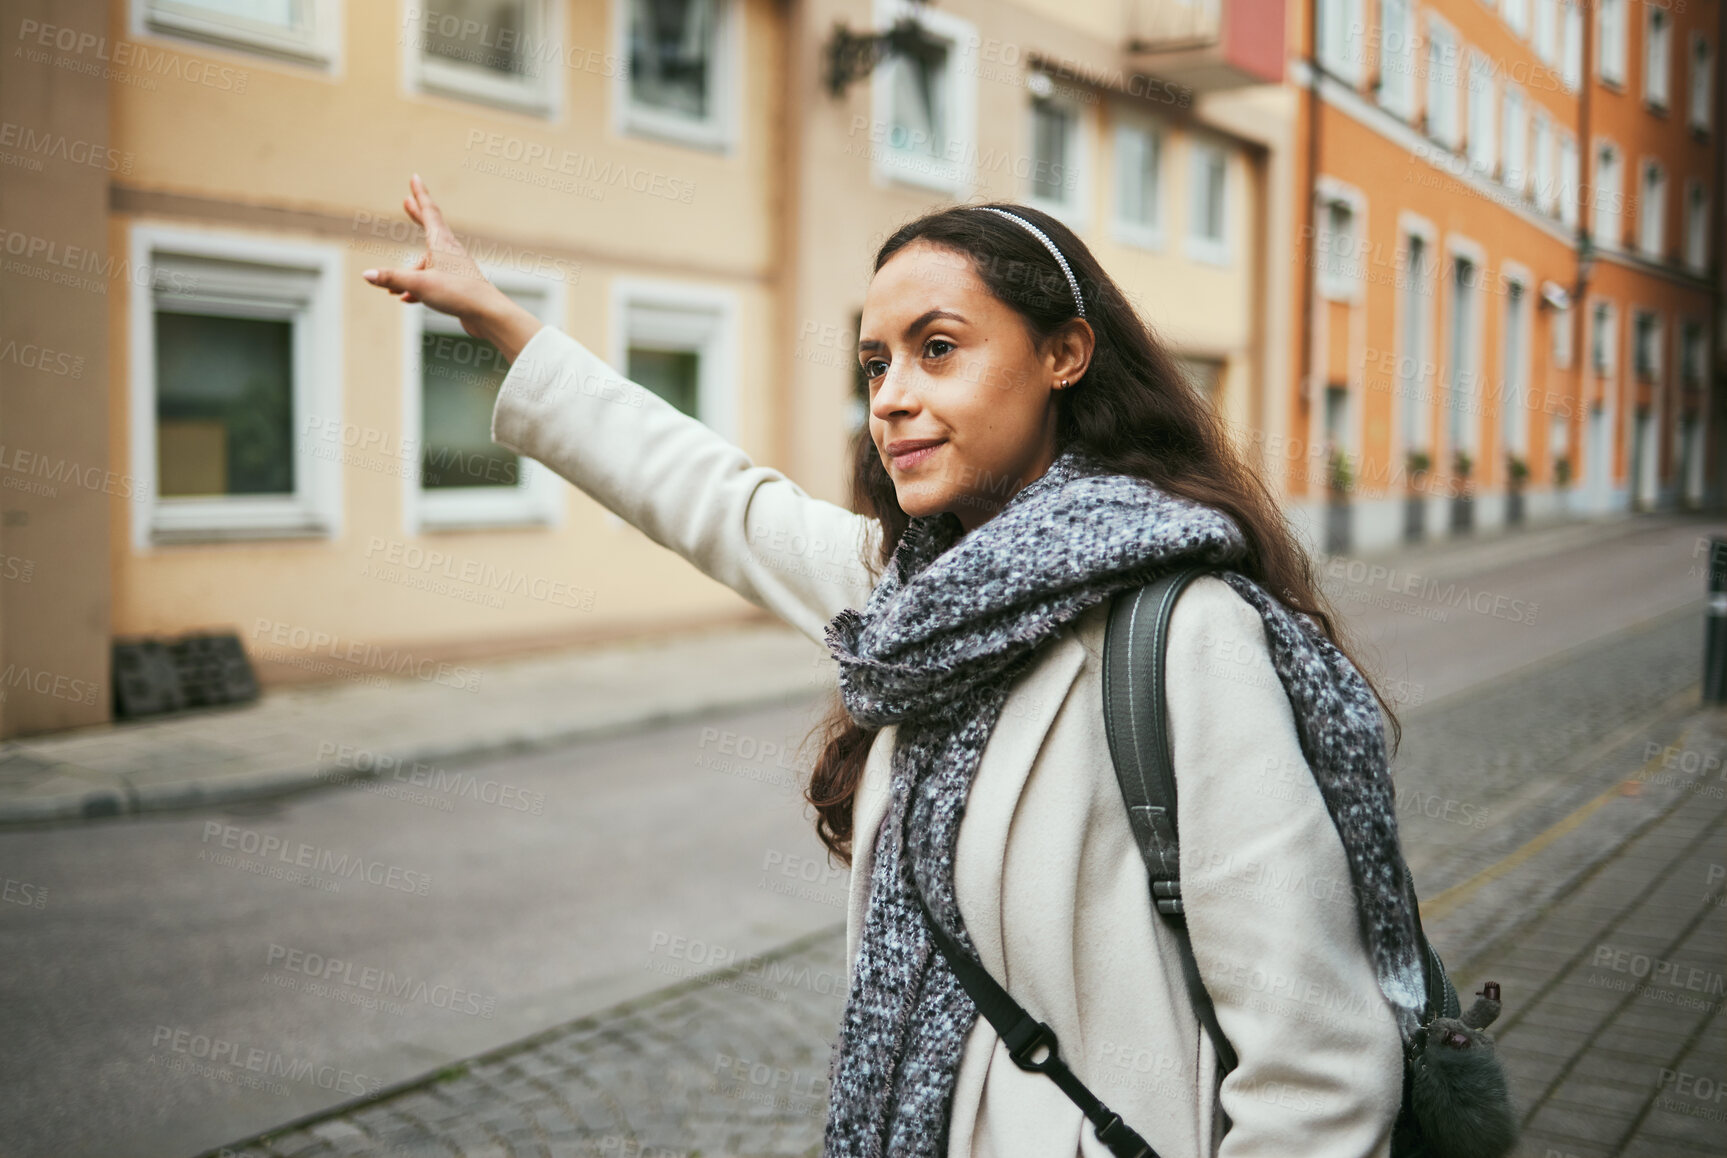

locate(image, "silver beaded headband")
[[972, 207, 1086, 319]]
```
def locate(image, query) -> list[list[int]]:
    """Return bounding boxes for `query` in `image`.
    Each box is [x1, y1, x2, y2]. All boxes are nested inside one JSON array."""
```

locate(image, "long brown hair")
[[801, 200, 1400, 867]]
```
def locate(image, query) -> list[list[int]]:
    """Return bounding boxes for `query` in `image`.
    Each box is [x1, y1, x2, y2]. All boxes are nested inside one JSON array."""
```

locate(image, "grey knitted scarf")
[[819, 443, 1428, 1158]]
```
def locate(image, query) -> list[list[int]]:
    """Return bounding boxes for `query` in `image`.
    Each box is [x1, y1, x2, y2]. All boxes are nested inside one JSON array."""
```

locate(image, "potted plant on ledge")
[[1404, 449, 1431, 543], [1506, 452, 1529, 525], [1449, 447, 1474, 534], [1326, 446, 1353, 554]]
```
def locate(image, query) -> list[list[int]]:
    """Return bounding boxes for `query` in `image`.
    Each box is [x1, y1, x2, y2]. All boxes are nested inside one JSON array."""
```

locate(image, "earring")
[[1058, 379, 1068, 390]]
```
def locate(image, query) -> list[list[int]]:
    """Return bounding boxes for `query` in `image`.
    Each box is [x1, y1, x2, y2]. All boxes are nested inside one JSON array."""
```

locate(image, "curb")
[[0, 682, 829, 827]]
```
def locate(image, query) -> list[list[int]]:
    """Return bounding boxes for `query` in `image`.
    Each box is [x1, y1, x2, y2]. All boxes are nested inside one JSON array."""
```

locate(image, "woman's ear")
[[1050, 318, 1095, 385]]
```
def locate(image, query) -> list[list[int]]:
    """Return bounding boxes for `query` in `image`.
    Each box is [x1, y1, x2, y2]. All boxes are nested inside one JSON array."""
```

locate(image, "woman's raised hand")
[[362, 174, 544, 363]]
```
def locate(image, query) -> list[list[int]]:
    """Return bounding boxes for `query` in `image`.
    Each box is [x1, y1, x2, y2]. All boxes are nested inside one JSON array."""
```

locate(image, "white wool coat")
[[490, 324, 1406, 1158]]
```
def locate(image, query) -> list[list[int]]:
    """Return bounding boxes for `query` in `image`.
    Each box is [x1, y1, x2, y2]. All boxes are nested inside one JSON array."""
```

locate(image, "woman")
[[365, 176, 1424, 1158]]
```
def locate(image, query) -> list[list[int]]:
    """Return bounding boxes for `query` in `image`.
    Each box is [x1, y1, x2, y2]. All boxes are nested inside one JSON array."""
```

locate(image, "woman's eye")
[[925, 339, 954, 359], [862, 359, 886, 380]]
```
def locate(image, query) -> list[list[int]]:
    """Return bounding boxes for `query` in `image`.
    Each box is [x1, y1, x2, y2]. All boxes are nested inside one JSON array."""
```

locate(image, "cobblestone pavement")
[[203, 605, 1724, 1158]]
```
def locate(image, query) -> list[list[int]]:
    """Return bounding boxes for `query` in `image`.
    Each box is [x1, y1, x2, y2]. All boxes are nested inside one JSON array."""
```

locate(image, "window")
[[1447, 254, 1478, 454], [408, 273, 563, 532], [1681, 321, 1706, 385], [1638, 161, 1667, 258], [1534, 0, 1557, 65], [1684, 181, 1710, 272], [1592, 141, 1622, 249], [1632, 311, 1661, 380], [1596, 0, 1626, 85], [1502, 87, 1527, 192], [1503, 279, 1529, 451], [1533, 112, 1554, 212], [1426, 22, 1462, 147], [1504, 0, 1528, 39], [1692, 36, 1716, 132], [1645, 6, 1672, 108], [620, 0, 737, 149], [1590, 301, 1616, 374], [868, 0, 978, 195], [1317, 195, 1362, 300], [1319, 0, 1364, 83], [1185, 140, 1230, 264], [1027, 88, 1086, 223], [1467, 53, 1497, 175], [1398, 232, 1433, 449], [1378, 0, 1417, 117], [1561, 0, 1583, 89], [129, 226, 342, 549], [135, 0, 340, 64], [1558, 133, 1579, 226], [1552, 301, 1573, 368], [409, 0, 558, 116], [1113, 119, 1165, 248], [611, 283, 740, 441]]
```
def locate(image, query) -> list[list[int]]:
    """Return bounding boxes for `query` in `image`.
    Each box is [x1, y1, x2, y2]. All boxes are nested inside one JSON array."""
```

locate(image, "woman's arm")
[[490, 324, 881, 645], [362, 175, 881, 645], [1164, 578, 1405, 1158]]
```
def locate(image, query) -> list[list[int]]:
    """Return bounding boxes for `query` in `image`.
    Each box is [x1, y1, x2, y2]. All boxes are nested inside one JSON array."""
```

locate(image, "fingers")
[[362, 266, 427, 301], [410, 173, 458, 252]]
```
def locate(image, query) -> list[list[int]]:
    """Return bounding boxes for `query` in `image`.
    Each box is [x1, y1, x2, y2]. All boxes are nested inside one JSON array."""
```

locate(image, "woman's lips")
[[890, 441, 945, 470]]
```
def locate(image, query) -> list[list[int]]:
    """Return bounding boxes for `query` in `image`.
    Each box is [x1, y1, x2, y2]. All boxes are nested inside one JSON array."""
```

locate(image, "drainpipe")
[[1299, 0, 1322, 497]]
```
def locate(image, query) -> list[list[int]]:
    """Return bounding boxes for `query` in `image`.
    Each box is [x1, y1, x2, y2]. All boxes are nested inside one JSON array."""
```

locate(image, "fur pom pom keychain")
[[1406, 981, 1519, 1158]]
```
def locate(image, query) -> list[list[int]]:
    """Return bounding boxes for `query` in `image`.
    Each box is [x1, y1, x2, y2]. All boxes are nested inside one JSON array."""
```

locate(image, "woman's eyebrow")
[[858, 308, 969, 353]]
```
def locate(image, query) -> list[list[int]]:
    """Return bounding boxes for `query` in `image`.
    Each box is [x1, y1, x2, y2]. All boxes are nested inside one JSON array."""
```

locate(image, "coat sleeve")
[[1163, 577, 1405, 1158], [488, 324, 883, 647]]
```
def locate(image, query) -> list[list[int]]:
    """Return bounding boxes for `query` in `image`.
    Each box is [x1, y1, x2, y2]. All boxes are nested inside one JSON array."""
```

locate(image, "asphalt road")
[[0, 513, 1716, 1158]]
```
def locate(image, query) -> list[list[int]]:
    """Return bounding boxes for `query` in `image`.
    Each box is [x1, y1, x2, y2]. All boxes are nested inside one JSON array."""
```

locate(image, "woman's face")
[[857, 239, 1093, 533]]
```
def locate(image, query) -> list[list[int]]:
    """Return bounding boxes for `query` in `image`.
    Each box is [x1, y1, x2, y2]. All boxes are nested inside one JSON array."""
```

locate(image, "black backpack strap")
[[912, 885, 1160, 1158], [1102, 566, 1240, 1078]]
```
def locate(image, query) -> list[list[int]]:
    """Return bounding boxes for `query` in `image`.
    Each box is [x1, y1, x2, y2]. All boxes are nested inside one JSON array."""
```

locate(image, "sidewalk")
[[0, 509, 1681, 826]]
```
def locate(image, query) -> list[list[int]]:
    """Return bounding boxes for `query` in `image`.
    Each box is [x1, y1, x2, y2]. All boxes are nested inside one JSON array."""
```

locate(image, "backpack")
[[914, 565, 1519, 1158]]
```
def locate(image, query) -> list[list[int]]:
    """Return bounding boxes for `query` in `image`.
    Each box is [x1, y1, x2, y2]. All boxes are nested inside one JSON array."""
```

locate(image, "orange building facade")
[[1289, 0, 1720, 551]]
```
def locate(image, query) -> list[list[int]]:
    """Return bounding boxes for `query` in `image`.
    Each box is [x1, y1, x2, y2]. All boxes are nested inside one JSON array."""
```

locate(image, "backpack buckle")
[[1003, 1013, 1060, 1073]]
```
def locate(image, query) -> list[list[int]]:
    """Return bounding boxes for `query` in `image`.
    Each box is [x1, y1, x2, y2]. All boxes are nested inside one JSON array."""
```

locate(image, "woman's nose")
[[870, 366, 920, 420]]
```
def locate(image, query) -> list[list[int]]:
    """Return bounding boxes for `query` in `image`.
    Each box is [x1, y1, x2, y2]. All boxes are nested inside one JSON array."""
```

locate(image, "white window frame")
[[1691, 34, 1715, 133], [866, 0, 978, 196], [1501, 85, 1527, 192], [1111, 115, 1167, 250], [404, 0, 564, 118], [1558, 131, 1579, 226], [1534, 0, 1557, 65], [1444, 236, 1487, 458], [612, 0, 742, 151], [1396, 214, 1438, 452], [1426, 17, 1463, 148], [1637, 158, 1666, 259], [1631, 309, 1662, 380], [1552, 298, 1573, 369], [1532, 110, 1554, 212], [1592, 138, 1623, 250], [1504, 0, 1529, 40], [131, 0, 342, 67], [1319, 0, 1365, 84], [607, 278, 741, 445], [1025, 83, 1091, 231], [1377, 0, 1417, 118], [1315, 179, 1366, 302], [403, 267, 566, 534], [1644, 4, 1672, 109], [128, 224, 344, 551], [1561, 0, 1583, 89], [1501, 267, 1532, 454], [1681, 319, 1706, 386], [1596, 0, 1626, 86], [1467, 52, 1498, 175], [1183, 137, 1232, 266], [1683, 180, 1710, 272], [1590, 299, 1618, 375]]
